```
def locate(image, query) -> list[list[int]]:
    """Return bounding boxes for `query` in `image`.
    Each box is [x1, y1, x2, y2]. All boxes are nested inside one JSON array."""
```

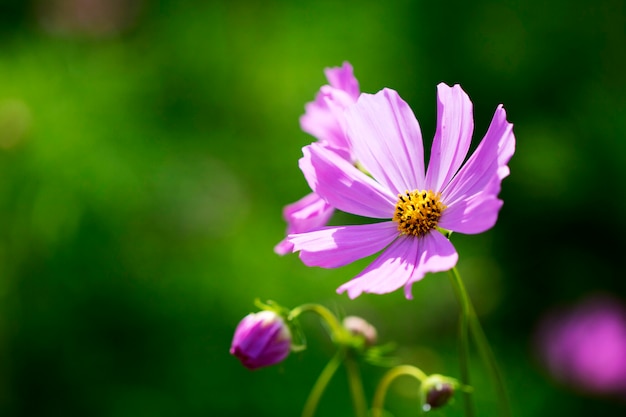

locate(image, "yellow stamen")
[[393, 190, 446, 237]]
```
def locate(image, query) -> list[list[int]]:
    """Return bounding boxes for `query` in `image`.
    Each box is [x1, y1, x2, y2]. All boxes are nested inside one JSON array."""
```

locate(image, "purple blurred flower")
[[275, 62, 360, 255], [230, 310, 292, 370], [536, 295, 626, 396], [288, 84, 515, 298]]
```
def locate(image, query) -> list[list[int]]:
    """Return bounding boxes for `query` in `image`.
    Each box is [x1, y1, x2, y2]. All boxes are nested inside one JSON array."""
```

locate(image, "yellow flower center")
[[393, 190, 446, 237]]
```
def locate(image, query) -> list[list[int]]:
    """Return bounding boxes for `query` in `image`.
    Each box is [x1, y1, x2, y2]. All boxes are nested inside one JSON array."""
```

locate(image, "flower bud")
[[342, 315, 378, 346], [425, 382, 454, 409], [230, 310, 292, 370], [420, 374, 457, 411]]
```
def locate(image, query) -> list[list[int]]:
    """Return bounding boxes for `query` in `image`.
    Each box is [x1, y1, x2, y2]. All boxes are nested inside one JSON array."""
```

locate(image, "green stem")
[[449, 266, 511, 417], [371, 365, 427, 417], [469, 308, 512, 417], [448, 267, 475, 417], [344, 351, 369, 417], [301, 348, 344, 417], [290, 304, 367, 417], [289, 304, 347, 343]]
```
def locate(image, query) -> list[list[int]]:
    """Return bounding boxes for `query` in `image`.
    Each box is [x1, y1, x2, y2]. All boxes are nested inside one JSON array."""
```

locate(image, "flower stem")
[[448, 267, 475, 417], [371, 365, 427, 417], [289, 304, 346, 343], [290, 304, 368, 417], [469, 310, 511, 417], [448, 266, 511, 417], [301, 348, 344, 417], [344, 350, 368, 417]]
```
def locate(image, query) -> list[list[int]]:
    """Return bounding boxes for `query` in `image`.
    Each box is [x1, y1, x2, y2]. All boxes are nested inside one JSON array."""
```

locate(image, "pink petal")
[[402, 230, 459, 299], [496, 109, 515, 180], [344, 88, 425, 194], [300, 87, 353, 151], [443, 105, 514, 203], [336, 231, 458, 299], [274, 193, 335, 255], [325, 62, 360, 101], [288, 222, 399, 268], [440, 105, 515, 234], [300, 143, 396, 218], [424, 84, 474, 192], [439, 177, 504, 234], [337, 237, 420, 298], [274, 239, 294, 256], [300, 62, 359, 151], [281, 193, 335, 233]]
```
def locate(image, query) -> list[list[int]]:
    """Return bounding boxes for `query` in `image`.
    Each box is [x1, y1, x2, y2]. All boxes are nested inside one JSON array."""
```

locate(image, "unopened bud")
[[230, 310, 292, 370], [425, 382, 454, 409], [343, 315, 378, 346], [421, 374, 458, 411]]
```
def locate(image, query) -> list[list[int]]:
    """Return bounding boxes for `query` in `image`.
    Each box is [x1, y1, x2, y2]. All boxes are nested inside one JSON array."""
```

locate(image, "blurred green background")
[[1, 0, 625, 416]]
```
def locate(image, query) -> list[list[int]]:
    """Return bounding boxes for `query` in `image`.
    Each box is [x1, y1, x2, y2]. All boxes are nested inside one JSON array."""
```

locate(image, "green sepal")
[[362, 342, 399, 367], [254, 299, 307, 352], [436, 226, 453, 239]]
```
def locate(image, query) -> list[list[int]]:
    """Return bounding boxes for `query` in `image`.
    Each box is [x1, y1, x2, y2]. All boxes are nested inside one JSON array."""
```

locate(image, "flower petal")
[[424, 83, 474, 191], [274, 193, 335, 255], [439, 177, 504, 234], [325, 62, 360, 101], [336, 231, 458, 299], [440, 105, 515, 234], [300, 143, 396, 218], [300, 88, 353, 150], [345, 88, 425, 194], [337, 236, 420, 298], [288, 222, 399, 268], [402, 231, 458, 299], [300, 62, 359, 151]]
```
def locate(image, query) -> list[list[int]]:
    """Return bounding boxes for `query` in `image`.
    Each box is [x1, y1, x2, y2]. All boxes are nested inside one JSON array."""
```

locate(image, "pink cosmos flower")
[[536, 295, 626, 396], [274, 62, 360, 255], [288, 84, 515, 299]]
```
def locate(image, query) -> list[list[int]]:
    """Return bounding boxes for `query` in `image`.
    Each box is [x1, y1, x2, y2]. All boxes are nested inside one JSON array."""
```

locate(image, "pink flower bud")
[[342, 315, 378, 346], [230, 311, 292, 370]]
